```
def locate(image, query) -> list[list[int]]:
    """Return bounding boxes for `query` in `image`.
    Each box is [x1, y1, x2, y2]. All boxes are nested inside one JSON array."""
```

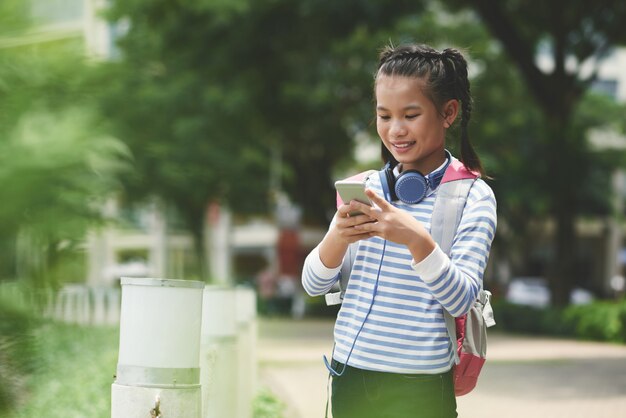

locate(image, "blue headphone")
[[378, 152, 451, 204], [379, 164, 429, 204]]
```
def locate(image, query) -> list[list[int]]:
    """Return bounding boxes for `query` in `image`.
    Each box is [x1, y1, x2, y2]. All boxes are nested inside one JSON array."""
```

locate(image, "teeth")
[[394, 142, 414, 148]]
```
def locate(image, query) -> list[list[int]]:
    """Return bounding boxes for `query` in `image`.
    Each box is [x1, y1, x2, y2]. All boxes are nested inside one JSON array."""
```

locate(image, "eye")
[[377, 114, 391, 121], [406, 114, 419, 120]]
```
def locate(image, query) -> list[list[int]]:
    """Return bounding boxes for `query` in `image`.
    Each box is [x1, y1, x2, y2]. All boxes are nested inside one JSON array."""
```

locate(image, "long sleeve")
[[411, 181, 497, 317], [301, 244, 342, 296]]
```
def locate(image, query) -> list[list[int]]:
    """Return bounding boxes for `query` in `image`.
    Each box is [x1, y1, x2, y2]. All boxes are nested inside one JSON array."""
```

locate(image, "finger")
[[337, 204, 353, 218], [337, 215, 375, 232], [339, 227, 373, 241], [348, 200, 378, 219], [353, 220, 379, 234], [364, 188, 391, 210]]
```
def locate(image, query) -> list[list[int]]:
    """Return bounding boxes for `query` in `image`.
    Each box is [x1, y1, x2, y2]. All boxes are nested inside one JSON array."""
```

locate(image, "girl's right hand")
[[318, 201, 376, 269], [332, 201, 376, 245]]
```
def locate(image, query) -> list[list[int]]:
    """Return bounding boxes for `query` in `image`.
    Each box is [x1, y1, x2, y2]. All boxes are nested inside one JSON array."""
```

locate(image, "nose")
[[389, 119, 408, 138]]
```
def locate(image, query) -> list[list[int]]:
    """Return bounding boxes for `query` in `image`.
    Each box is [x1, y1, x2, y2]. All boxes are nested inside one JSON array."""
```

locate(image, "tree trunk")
[[180, 206, 209, 282], [545, 114, 578, 307], [550, 202, 577, 306]]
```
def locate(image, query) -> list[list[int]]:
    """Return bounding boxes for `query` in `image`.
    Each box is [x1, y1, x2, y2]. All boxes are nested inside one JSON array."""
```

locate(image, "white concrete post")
[[91, 287, 106, 325], [605, 169, 625, 295], [111, 278, 204, 418], [205, 203, 233, 285], [84, 0, 112, 59], [62, 286, 77, 323], [106, 287, 121, 325], [149, 201, 168, 279], [235, 286, 257, 418], [42, 288, 55, 319], [78, 286, 91, 325], [200, 286, 238, 418]]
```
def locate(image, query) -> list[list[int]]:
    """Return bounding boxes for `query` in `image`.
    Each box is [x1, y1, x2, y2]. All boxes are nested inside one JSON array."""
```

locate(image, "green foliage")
[[101, 0, 425, 228], [3, 323, 119, 418], [253, 388, 286, 418], [0, 108, 129, 237], [0, 0, 30, 36], [439, 0, 626, 306], [0, 301, 41, 414], [562, 301, 626, 343], [0, 30, 129, 285], [0, 107, 130, 285], [0, 314, 284, 418], [493, 300, 626, 343]]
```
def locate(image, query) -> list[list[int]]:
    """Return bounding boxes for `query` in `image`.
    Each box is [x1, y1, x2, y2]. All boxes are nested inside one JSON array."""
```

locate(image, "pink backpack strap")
[[441, 159, 479, 184], [336, 171, 375, 209]]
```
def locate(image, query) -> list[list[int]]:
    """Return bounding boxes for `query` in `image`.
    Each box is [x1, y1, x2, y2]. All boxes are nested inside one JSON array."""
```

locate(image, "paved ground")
[[257, 318, 626, 418]]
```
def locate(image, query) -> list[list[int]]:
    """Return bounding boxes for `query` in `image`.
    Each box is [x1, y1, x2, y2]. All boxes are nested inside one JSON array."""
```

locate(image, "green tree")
[[450, 0, 626, 305], [333, 5, 626, 296], [0, 29, 129, 286], [0, 108, 128, 286], [101, 0, 422, 278]]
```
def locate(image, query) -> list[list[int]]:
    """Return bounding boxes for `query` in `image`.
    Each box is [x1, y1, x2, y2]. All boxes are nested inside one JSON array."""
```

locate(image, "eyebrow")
[[376, 104, 422, 111]]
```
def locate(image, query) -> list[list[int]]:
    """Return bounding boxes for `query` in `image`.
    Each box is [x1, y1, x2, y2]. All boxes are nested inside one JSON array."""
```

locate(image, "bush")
[[253, 388, 286, 418], [562, 301, 626, 343], [492, 299, 626, 343]]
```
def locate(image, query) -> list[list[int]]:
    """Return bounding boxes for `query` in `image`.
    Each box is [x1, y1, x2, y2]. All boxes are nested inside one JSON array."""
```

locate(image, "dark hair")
[[375, 43, 484, 176]]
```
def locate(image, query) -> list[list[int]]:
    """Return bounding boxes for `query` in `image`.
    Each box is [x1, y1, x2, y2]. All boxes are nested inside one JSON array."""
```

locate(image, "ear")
[[441, 99, 459, 128]]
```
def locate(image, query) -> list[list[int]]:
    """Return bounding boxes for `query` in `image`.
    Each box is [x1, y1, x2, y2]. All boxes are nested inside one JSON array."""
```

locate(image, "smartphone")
[[335, 180, 373, 216]]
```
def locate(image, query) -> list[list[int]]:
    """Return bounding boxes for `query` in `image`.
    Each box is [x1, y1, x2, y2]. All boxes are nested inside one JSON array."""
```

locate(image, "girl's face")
[[375, 75, 452, 174]]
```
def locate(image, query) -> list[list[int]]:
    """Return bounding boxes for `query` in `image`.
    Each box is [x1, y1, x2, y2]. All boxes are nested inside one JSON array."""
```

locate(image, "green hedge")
[[492, 299, 626, 343]]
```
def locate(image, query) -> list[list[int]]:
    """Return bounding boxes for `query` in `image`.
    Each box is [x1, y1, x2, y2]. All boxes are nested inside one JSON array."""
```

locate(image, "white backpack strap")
[[443, 310, 460, 364], [432, 179, 475, 365], [430, 179, 475, 255]]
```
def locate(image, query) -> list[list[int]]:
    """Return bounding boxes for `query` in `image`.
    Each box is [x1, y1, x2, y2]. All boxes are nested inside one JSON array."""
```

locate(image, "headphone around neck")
[[378, 151, 451, 204]]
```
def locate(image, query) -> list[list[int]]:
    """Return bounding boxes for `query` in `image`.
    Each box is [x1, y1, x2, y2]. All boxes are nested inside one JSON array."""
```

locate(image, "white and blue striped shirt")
[[302, 166, 497, 374]]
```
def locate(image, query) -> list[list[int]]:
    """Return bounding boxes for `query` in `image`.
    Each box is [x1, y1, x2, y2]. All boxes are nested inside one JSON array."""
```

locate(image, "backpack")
[[327, 159, 496, 396]]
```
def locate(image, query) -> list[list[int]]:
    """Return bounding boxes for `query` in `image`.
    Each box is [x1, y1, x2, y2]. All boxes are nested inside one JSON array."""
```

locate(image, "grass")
[[1, 320, 285, 418], [4, 323, 119, 418]]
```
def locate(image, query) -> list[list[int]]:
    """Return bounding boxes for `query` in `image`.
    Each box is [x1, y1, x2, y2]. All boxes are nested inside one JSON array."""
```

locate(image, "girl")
[[302, 43, 497, 417]]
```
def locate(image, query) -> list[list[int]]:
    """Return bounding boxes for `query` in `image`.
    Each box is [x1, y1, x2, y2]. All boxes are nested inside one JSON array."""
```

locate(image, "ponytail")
[[440, 48, 484, 176]]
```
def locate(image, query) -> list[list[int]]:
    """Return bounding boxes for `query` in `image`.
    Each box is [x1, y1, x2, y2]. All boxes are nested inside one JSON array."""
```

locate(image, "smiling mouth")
[[392, 141, 416, 149]]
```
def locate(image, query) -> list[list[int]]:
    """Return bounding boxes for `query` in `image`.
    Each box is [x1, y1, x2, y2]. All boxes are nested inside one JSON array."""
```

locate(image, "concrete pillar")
[[91, 287, 107, 325], [62, 286, 77, 323], [106, 287, 121, 325], [147, 201, 168, 280], [205, 203, 233, 285], [235, 286, 257, 418], [112, 278, 204, 418], [200, 286, 238, 418], [84, 0, 112, 59], [605, 169, 625, 296]]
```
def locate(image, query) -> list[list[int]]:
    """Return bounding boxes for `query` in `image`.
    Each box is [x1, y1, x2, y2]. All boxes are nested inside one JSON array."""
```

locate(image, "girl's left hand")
[[351, 189, 436, 261]]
